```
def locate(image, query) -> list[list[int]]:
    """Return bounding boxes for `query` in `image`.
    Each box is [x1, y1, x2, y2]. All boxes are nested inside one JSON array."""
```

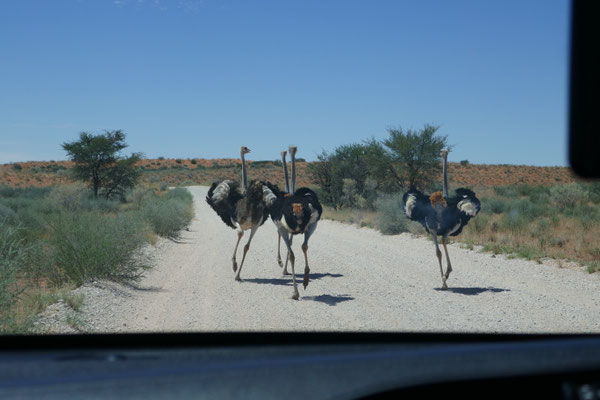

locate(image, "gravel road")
[[35, 186, 600, 334]]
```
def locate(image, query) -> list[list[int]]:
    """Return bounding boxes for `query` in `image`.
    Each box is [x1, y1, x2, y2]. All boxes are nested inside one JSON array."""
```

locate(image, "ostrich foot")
[[282, 268, 291, 276], [291, 291, 299, 300], [303, 275, 310, 289], [277, 258, 283, 268], [235, 275, 243, 282], [441, 281, 448, 290], [232, 260, 238, 272]]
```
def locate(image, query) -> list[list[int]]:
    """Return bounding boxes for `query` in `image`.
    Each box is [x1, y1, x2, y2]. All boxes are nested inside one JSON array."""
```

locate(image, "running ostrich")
[[402, 148, 481, 289], [275, 150, 291, 272], [206, 146, 279, 281], [269, 146, 322, 300]]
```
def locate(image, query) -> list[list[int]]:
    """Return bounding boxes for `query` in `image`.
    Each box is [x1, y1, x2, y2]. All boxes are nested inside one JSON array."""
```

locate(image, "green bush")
[[374, 193, 409, 234], [550, 183, 589, 209], [0, 221, 26, 330], [48, 212, 151, 285], [486, 197, 508, 214], [141, 196, 193, 238]]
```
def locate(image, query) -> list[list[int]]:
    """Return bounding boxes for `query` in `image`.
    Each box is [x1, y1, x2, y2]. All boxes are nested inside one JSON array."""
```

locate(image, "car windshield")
[[2, 0, 596, 336]]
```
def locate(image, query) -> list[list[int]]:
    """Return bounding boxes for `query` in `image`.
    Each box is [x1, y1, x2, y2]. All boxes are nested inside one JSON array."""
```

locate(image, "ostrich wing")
[[206, 180, 243, 229], [402, 190, 434, 226]]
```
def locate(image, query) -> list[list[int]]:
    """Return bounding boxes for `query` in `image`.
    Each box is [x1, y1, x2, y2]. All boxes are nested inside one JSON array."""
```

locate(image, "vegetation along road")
[[37, 186, 600, 333]]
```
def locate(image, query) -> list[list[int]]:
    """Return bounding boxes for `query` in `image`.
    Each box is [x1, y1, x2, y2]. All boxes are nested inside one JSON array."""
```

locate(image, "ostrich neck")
[[281, 154, 290, 193], [442, 153, 449, 199], [290, 152, 296, 195], [241, 152, 248, 193]]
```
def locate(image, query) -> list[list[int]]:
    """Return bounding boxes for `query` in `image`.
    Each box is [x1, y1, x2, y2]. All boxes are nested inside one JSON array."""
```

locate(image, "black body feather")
[[403, 188, 481, 237], [270, 187, 322, 235]]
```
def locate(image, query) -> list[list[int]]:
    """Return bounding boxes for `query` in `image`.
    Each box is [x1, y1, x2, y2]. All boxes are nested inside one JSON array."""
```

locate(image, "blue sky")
[[0, 0, 570, 166]]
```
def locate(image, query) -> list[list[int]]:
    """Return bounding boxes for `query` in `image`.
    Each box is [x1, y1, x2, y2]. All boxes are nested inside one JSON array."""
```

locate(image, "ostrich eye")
[[463, 195, 468, 198]]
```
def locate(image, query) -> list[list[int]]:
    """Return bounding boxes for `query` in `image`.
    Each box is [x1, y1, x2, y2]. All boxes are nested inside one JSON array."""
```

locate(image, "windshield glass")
[[3, 0, 596, 335]]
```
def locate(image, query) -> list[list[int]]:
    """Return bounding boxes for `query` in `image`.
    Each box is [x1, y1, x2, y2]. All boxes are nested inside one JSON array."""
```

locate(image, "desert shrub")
[[486, 197, 508, 214], [141, 198, 192, 238], [47, 212, 151, 285], [501, 210, 528, 232], [191, 159, 197, 164], [140, 188, 193, 238], [341, 179, 359, 208], [165, 187, 193, 203], [45, 183, 89, 212], [493, 185, 517, 198], [13, 163, 22, 171], [175, 159, 182, 164], [460, 160, 469, 166], [513, 198, 545, 220], [0, 204, 17, 224], [583, 182, 600, 204], [374, 193, 409, 234], [550, 183, 589, 209], [469, 213, 489, 233], [0, 221, 27, 331]]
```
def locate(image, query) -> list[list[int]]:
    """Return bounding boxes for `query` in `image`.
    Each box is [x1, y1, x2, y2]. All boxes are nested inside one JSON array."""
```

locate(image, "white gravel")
[[34, 186, 600, 334]]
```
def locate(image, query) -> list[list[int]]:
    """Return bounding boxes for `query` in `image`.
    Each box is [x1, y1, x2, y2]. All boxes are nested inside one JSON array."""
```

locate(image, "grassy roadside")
[[0, 183, 194, 333], [321, 182, 600, 273]]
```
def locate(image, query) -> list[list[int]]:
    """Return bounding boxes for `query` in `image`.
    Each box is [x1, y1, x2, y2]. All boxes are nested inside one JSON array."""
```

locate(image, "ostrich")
[[206, 146, 278, 281], [402, 148, 481, 290], [269, 146, 322, 300], [276, 150, 291, 272]]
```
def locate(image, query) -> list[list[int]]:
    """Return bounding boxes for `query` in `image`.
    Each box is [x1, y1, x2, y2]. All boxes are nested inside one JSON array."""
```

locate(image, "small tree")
[[365, 124, 449, 191], [62, 130, 143, 199]]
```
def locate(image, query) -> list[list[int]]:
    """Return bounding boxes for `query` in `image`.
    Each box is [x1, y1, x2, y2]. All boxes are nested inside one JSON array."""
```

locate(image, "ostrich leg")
[[277, 232, 283, 267], [301, 221, 318, 289], [232, 230, 244, 272], [441, 237, 453, 286], [431, 232, 447, 290], [278, 226, 299, 300], [282, 235, 293, 275], [234, 226, 258, 281]]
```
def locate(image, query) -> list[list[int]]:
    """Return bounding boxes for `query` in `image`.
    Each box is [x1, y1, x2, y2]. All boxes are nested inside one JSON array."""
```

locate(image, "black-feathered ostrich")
[[402, 148, 481, 290], [206, 146, 279, 281], [269, 146, 322, 300]]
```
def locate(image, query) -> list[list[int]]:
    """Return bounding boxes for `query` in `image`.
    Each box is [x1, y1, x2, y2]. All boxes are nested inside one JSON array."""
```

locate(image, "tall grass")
[[0, 183, 194, 333]]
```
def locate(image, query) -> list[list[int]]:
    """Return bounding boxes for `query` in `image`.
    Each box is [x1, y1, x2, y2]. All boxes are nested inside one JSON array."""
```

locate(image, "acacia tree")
[[62, 130, 142, 199], [365, 124, 449, 192]]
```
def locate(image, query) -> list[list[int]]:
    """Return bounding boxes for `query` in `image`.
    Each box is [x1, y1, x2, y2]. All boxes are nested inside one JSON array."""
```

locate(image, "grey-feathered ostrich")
[[206, 146, 278, 281], [402, 148, 481, 289], [269, 146, 322, 300]]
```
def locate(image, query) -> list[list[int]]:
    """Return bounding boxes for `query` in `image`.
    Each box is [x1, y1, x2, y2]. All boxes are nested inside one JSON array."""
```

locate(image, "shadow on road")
[[168, 237, 193, 244], [435, 287, 510, 296], [302, 294, 355, 306], [244, 273, 343, 287]]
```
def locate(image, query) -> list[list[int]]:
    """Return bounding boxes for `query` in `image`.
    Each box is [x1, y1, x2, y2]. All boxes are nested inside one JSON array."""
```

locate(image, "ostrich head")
[[240, 146, 251, 156], [440, 148, 449, 158], [288, 146, 297, 157]]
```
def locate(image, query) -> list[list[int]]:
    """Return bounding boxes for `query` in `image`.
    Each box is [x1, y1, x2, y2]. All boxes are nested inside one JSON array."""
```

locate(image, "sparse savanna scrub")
[[0, 183, 194, 333], [321, 181, 600, 274], [304, 127, 599, 274]]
